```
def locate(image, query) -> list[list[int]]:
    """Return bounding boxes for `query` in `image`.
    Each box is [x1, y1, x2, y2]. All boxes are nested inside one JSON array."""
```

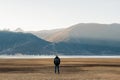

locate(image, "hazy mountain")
[[30, 29, 64, 41], [0, 31, 53, 55], [0, 23, 120, 55], [43, 23, 120, 43], [30, 23, 120, 55], [14, 28, 24, 32]]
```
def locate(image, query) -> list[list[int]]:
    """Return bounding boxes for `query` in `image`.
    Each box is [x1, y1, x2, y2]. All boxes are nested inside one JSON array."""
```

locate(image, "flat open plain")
[[0, 58, 120, 80]]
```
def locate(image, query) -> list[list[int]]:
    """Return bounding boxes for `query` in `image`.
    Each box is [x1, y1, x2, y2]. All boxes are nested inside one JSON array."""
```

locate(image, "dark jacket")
[[54, 56, 60, 66]]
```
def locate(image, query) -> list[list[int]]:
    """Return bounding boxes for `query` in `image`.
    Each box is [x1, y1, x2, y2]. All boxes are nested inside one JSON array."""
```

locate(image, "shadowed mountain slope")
[[0, 31, 53, 55]]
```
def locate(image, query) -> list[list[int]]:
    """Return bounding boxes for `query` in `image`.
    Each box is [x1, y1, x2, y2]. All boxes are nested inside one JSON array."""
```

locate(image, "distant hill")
[[1, 23, 120, 55], [30, 23, 120, 55], [39, 23, 120, 43], [0, 31, 53, 55], [30, 29, 64, 41], [14, 28, 24, 32]]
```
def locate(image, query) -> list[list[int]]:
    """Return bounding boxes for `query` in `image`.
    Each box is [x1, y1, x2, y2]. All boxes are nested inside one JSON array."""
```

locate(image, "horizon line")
[[0, 22, 120, 31]]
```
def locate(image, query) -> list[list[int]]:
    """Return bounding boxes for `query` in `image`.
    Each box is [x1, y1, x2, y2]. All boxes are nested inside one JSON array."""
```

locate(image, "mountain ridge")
[[0, 31, 53, 55], [36, 23, 120, 42], [29, 23, 120, 55], [0, 23, 120, 55]]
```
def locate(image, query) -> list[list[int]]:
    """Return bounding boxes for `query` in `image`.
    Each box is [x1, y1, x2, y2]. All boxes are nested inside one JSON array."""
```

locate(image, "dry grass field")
[[0, 58, 120, 80]]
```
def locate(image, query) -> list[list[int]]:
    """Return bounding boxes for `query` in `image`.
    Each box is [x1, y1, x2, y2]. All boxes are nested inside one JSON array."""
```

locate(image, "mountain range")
[[31, 23, 120, 55], [0, 23, 120, 55], [0, 31, 54, 55], [32, 23, 120, 43]]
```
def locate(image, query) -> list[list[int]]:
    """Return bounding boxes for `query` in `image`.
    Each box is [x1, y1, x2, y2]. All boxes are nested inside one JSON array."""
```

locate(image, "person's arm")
[[59, 58, 60, 64], [54, 59, 55, 64]]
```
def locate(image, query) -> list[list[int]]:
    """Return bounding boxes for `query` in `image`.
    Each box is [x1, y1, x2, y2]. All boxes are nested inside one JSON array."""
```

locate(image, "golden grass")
[[0, 58, 120, 80]]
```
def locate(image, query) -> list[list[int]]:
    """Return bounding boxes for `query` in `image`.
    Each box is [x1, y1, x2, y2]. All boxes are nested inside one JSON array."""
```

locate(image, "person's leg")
[[58, 65, 60, 74], [55, 66, 56, 73]]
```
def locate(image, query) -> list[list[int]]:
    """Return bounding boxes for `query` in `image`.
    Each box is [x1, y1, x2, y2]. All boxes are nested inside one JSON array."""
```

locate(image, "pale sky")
[[0, 0, 120, 31]]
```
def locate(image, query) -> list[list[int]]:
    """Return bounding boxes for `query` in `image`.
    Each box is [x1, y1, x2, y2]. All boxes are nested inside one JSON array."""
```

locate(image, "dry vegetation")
[[0, 58, 120, 80]]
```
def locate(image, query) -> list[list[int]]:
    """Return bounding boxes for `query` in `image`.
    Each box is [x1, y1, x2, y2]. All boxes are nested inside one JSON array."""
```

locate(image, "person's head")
[[55, 55, 58, 58]]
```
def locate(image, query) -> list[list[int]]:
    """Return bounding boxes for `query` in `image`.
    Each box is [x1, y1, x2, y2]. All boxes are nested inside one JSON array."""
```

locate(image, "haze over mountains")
[[29, 23, 120, 55], [32, 23, 120, 43], [0, 23, 120, 55], [30, 29, 64, 41]]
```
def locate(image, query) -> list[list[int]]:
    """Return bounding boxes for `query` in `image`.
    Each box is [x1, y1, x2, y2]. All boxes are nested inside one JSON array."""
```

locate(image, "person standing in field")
[[54, 55, 60, 74]]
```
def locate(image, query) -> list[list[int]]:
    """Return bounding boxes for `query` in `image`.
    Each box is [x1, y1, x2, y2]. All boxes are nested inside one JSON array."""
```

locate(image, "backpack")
[[54, 58, 60, 65]]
